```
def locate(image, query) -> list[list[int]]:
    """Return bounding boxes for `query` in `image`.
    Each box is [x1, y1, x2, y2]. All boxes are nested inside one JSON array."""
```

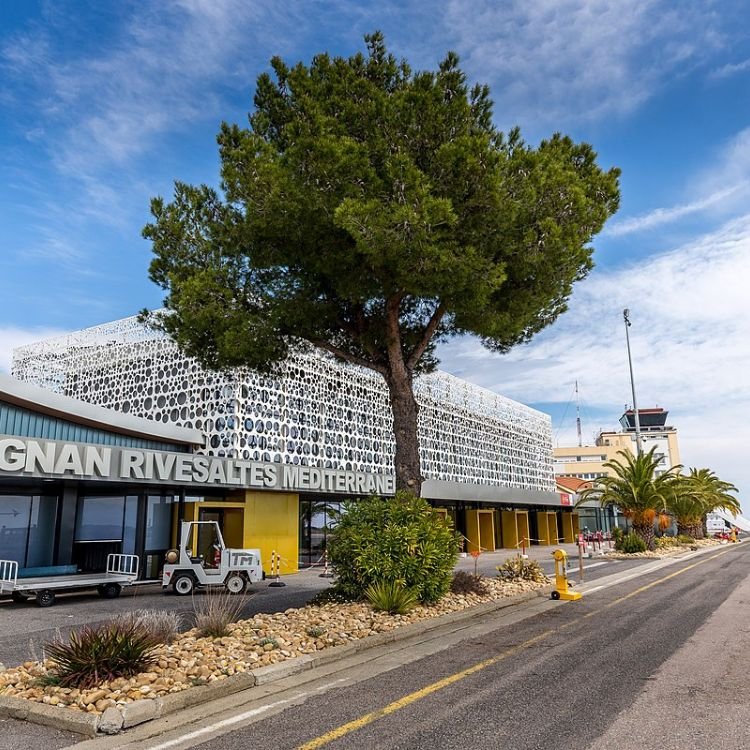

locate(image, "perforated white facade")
[[12, 316, 554, 492]]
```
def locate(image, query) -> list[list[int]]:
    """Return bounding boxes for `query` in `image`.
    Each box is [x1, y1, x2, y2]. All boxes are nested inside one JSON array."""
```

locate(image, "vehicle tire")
[[172, 574, 195, 596], [36, 590, 56, 607], [11, 591, 29, 603], [550, 590, 561, 600], [225, 573, 246, 594], [97, 582, 122, 599]]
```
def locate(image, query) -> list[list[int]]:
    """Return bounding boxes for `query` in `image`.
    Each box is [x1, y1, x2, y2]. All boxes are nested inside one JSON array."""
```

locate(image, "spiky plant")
[[193, 589, 247, 638], [365, 581, 419, 615], [44, 623, 158, 689], [496, 555, 548, 583], [111, 609, 184, 645]]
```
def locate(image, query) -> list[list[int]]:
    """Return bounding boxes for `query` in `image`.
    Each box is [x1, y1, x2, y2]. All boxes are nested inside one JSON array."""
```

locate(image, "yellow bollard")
[[551, 549, 582, 601]]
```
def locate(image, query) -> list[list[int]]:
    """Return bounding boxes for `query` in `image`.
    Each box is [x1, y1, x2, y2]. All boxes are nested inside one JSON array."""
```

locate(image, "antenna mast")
[[575, 380, 582, 447]]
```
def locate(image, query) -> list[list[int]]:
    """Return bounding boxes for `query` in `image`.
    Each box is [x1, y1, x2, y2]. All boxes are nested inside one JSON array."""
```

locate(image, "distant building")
[[554, 408, 681, 481]]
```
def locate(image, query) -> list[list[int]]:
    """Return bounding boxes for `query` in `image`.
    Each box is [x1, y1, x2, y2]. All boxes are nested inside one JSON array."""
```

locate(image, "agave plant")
[[365, 580, 419, 615], [578, 447, 681, 551], [44, 622, 158, 689]]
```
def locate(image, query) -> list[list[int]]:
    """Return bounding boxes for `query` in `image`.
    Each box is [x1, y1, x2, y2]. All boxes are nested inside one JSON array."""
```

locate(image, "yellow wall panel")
[[243, 491, 299, 575]]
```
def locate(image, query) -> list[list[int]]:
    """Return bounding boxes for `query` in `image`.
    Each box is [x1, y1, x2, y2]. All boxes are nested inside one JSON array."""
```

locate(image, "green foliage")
[[305, 625, 327, 638], [326, 492, 460, 603], [611, 526, 625, 548], [676, 534, 695, 544], [655, 536, 679, 550], [620, 533, 647, 554], [450, 571, 489, 596], [496, 555, 548, 583], [579, 448, 681, 550], [365, 580, 419, 615], [143, 32, 620, 493], [44, 623, 158, 689], [668, 469, 740, 536], [193, 589, 247, 638]]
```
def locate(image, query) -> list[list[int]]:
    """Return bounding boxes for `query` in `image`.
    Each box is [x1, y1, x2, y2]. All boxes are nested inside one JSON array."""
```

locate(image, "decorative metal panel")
[[12, 316, 554, 491]]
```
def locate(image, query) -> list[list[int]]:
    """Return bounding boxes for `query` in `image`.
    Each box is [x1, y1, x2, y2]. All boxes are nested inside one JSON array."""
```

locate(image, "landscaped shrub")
[[620, 533, 647, 553], [44, 622, 158, 689], [676, 534, 695, 545], [450, 571, 489, 596], [612, 526, 625, 550], [112, 609, 183, 645], [327, 492, 461, 603], [496, 555, 548, 583], [193, 589, 247, 638], [655, 536, 678, 550], [365, 580, 419, 615]]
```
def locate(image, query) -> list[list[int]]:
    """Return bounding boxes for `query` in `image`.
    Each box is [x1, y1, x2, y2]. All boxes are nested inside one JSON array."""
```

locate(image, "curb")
[[0, 586, 551, 735]]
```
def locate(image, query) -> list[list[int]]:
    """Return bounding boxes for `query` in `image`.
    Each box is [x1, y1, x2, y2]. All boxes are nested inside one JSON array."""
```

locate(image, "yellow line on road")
[[298, 546, 738, 749]]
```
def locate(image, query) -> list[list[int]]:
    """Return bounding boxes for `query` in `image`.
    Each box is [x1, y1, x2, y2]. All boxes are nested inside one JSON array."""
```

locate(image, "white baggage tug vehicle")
[[162, 520, 263, 595], [0, 554, 139, 607]]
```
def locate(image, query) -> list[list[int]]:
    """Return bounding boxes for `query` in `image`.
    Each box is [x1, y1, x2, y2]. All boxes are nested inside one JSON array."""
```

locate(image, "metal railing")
[[0, 560, 18, 593], [106, 554, 139, 578]]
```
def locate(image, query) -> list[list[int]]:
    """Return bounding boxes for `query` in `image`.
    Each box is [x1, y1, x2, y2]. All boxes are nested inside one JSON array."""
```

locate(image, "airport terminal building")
[[2, 315, 578, 578]]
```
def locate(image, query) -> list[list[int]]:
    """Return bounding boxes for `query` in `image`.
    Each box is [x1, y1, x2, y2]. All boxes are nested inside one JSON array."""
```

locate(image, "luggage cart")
[[0, 554, 139, 607]]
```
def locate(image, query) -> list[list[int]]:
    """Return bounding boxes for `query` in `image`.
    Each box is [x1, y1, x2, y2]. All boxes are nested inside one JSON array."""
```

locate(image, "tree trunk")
[[633, 519, 655, 551], [385, 366, 422, 496], [382, 294, 423, 496], [676, 521, 690, 538]]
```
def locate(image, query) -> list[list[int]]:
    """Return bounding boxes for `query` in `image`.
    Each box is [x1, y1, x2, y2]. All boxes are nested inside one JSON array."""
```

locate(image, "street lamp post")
[[623, 308, 643, 456]]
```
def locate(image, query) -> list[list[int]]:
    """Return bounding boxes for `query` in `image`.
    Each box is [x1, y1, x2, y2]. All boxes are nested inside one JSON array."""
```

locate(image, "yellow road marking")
[[298, 546, 738, 749]]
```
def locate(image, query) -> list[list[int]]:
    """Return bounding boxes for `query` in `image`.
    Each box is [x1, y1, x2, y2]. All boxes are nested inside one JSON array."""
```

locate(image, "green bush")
[[612, 527, 625, 550], [327, 492, 460, 603], [450, 571, 489, 596], [365, 580, 419, 614], [620, 533, 647, 553], [496, 555, 548, 583], [676, 534, 695, 544], [44, 623, 158, 689]]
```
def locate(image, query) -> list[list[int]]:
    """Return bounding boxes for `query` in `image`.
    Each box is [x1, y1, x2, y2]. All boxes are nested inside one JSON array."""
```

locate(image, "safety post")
[[319, 548, 334, 578], [577, 533, 584, 582], [551, 548, 582, 601], [268, 549, 286, 587]]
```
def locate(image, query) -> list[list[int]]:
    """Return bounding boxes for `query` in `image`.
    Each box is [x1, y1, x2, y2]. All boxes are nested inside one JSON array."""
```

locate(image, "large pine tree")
[[144, 33, 620, 495]]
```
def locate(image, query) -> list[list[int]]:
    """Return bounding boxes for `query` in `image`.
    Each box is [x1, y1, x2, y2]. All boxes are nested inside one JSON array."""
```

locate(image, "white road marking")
[[146, 678, 348, 750]]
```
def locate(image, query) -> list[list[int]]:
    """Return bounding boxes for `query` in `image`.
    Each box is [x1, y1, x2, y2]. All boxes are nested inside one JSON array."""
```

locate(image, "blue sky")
[[1, 1, 749, 505]]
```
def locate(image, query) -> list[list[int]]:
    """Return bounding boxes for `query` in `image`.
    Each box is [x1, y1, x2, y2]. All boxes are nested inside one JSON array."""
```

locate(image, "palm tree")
[[669, 469, 740, 539], [578, 447, 680, 550]]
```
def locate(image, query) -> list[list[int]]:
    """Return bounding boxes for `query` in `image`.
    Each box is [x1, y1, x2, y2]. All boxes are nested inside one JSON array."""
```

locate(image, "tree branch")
[[309, 339, 388, 375], [406, 302, 446, 370]]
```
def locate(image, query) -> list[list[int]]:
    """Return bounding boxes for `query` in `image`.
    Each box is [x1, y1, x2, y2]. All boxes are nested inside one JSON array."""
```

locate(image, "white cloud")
[[0, 327, 66, 374], [438, 214, 750, 506], [606, 185, 744, 236], [607, 127, 750, 237], [442, 0, 724, 126], [2, 2, 283, 176], [710, 57, 750, 79]]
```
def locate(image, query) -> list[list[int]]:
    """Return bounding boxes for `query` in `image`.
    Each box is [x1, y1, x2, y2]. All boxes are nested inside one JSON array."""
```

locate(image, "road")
[[71, 542, 749, 750]]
